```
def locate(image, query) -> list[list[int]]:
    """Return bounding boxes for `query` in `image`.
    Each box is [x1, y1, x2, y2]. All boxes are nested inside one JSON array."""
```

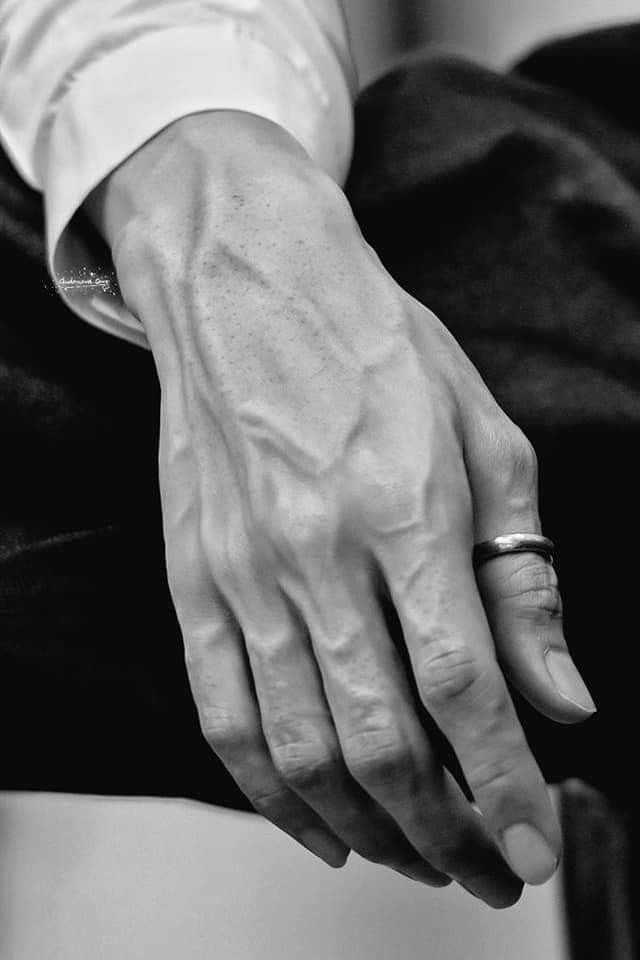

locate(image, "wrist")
[[87, 109, 353, 367], [83, 110, 330, 251]]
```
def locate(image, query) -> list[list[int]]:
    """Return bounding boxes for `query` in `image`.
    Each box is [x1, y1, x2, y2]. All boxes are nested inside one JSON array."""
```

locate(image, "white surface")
[[414, 0, 640, 68], [343, 0, 640, 82], [0, 791, 567, 960]]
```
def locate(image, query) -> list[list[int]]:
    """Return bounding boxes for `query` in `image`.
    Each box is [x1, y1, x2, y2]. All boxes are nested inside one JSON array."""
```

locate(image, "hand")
[[88, 111, 596, 908]]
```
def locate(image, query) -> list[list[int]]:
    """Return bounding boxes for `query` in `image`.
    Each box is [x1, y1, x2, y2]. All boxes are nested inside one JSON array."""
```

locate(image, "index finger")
[[373, 485, 562, 886]]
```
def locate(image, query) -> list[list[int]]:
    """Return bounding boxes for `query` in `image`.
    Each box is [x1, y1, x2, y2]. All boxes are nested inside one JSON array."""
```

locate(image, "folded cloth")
[[2, 25, 639, 807]]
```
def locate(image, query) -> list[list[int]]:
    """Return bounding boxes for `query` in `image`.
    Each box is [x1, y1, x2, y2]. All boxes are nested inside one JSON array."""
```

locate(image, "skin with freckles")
[[86, 109, 596, 909]]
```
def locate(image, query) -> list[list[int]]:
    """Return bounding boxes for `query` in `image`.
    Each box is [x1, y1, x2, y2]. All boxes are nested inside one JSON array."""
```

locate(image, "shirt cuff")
[[46, 21, 354, 349]]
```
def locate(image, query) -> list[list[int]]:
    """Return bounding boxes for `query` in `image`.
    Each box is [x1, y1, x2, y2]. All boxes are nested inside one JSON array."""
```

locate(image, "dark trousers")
[[2, 26, 638, 809]]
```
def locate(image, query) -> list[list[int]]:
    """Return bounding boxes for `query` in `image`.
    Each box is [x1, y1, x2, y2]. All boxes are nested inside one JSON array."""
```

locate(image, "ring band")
[[473, 533, 555, 567]]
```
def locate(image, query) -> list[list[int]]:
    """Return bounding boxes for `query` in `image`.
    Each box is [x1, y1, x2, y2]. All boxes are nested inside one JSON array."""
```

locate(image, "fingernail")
[[300, 829, 349, 868], [501, 823, 558, 885], [545, 649, 597, 713]]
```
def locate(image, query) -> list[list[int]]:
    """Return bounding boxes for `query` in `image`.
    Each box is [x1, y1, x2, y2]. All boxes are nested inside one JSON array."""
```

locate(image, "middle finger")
[[224, 548, 451, 887], [275, 537, 523, 906]]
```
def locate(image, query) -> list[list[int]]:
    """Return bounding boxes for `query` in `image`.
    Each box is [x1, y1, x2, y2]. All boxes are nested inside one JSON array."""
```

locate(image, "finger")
[[270, 520, 523, 906], [183, 591, 349, 868], [214, 529, 450, 888], [372, 451, 562, 887], [157, 401, 348, 869], [467, 419, 596, 723], [476, 552, 596, 722]]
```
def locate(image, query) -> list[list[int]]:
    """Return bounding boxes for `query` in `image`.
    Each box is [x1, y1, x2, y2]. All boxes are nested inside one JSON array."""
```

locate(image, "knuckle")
[[417, 640, 483, 709], [500, 555, 562, 618], [488, 420, 539, 497], [199, 706, 254, 757], [244, 625, 293, 672], [249, 783, 293, 820], [361, 472, 428, 532], [165, 555, 212, 621], [419, 826, 469, 876], [264, 494, 337, 560], [353, 453, 470, 539], [184, 612, 236, 659], [344, 727, 415, 789], [319, 616, 369, 665], [271, 741, 339, 793], [468, 752, 522, 798], [352, 453, 421, 504], [208, 536, 255, 593], [436, 821, 519, 882], [433, 837, 473, 876]]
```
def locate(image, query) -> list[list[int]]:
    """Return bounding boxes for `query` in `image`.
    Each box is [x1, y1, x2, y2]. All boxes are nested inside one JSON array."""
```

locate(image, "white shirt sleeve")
[[0, 0, 357, 348]]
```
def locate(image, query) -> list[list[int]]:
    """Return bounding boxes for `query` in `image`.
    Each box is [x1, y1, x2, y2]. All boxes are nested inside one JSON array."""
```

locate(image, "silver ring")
[[473, 533, 554, 567]]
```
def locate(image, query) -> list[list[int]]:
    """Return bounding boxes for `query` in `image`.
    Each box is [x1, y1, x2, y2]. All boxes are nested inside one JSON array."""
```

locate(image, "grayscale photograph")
[[0, 1, 633, 957]]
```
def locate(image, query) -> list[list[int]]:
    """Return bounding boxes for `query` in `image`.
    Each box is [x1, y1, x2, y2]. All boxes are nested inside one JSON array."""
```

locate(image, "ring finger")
[[218, 536, 452, 887]]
